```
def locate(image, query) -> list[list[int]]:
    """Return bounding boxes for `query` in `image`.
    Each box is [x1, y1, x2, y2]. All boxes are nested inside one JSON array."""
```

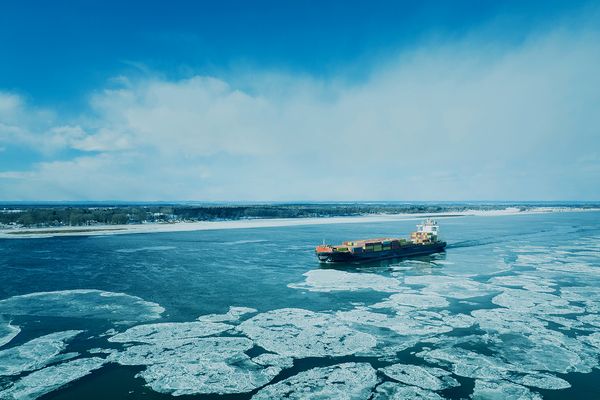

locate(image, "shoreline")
[[0, 207, 597, 239]]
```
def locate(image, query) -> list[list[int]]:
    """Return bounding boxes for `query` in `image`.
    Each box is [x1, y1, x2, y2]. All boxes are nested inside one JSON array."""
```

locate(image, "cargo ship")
[[315, 219, 446, 263]]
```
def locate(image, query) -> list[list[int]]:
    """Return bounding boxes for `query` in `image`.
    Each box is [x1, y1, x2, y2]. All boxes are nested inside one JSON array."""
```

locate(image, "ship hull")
[[316, 241, 446, 263]]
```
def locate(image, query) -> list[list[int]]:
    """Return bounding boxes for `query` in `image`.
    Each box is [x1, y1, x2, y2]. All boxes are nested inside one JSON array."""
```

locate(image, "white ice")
[[0, 318, 20, 348], [0, 290, 164, 322], [110, 334, 285, 395], [251, 362, 378, 400], [108, 321, 232, 343], [509, 373, 571, 390], [488, 274, 556, 293], [577, 314, 600, 328], [492, 288, 584, 315], [470, 380, 542, 400], [108, 336, 254, 366], [238, 308, 377, 358], [337, 309, 453, 336], [0, 357, 106, 400], [197, 306, 257, 323], [251, 353, 294, 369], [0, 330, 82, 376], [418, 347, 513, 379], [404, 275, 495, 299], [137, 359, 281, 396], [371, 382, 444, 400], [471, 308, 549, 335], [379, 363, 459, 391], [107, 318, 289, 396], [493, 330, 597, 374], [578, 332, 600, 350], [288, 269, 403, 293], [372, 293, 449, 310]]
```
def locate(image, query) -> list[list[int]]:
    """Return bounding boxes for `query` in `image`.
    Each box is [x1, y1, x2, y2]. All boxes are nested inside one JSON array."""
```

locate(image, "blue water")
[[0, 212, 599, 399]]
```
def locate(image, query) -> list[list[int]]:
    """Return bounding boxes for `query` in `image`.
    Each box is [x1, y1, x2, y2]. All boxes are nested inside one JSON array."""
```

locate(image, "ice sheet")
[[109, 336, 254, 366], [0, 357, 106, 400], [0, 290, 164, 322], [372, 293, 449, 310], [251, 362, 378, 400], [470, 379, 542, 400], [509, 372, 571, 390], [238, 308, 377, 358], [0, 330, 82, 376], [137, 359, 281, 396], [417, 347, 512, 379], [197, 306, 258, 323], [337, 309, 453, 336], [109, 332, 281, 395], [371, 382, 445, 400], [0, 319, 20, 348], [492, 288, 583, 315], [379, 363, 459, 391], [404, 275, 496, 299], [108, 321, 232, 343], [288, 269, 403, 293]]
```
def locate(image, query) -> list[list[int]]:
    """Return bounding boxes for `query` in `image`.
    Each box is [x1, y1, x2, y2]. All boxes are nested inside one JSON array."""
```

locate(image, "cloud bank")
[[1, 19, 599, 201]]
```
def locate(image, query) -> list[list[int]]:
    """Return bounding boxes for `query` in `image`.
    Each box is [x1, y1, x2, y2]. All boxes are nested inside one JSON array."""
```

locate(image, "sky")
[[0, 0, 599, 201]]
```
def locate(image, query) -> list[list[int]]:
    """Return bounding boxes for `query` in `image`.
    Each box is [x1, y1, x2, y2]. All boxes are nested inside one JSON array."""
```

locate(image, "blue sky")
[[1, 0, 599, 201]]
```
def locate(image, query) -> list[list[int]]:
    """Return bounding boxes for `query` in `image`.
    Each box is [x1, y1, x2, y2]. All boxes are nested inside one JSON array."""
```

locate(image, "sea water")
[[0, 212, 599, 399]]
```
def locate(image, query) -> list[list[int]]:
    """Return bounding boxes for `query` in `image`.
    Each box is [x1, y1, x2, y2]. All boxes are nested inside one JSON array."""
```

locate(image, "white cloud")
[[1, 19, 599, 201]]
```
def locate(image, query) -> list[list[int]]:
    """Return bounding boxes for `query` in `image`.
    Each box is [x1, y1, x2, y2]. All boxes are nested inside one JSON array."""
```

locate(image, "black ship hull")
[[316, 241, 447, 263]]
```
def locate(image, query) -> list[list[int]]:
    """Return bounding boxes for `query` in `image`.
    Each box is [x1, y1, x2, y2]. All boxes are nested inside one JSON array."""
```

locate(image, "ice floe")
[[488, 274, 556, 293], [0, 318, 20, 348], [494, 330, 597, 374], [251, 362, 378, 400], [137, 359, 281, 396], [559, 286, 600, 303], [471, 308, 549, 335], [491, 288, 584, 315], [105, 317, 294, 396], [0, 357, 106, 400], [238, 308, 377, 358], [559, 286, 600, 314], [251, 353, 294, 369], [440, 312, 476, 329], [197, 306, 257, 323], [509, 372, 571, 390], [538, 262, 600, 276], [0, 290, 164, 322], [418, 347, 513, 379], [0, 330, 82, 376], [108, 336, 254, 366], [337, 309, 453, 336], [577, 313, 600, 328], [404, 275, 496, 299], [371, 382, 444, 400], [578, 332, 600, 350], [288, 269, 403, 293], [372, 293, 449, 310], [537, 315, 585, 331], [109, 333, 284, 395], [108, 321, 232, 344], [379, 363, 459, 391], [471, 379, 542, 400]]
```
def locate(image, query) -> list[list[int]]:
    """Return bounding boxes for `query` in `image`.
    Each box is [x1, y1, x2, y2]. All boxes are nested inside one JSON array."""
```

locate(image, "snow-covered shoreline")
[[0, 207, 597, 239]]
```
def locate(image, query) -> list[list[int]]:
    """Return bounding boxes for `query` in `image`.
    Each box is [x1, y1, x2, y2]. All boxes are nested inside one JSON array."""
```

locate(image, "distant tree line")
[[0, 203, 594, 228]]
